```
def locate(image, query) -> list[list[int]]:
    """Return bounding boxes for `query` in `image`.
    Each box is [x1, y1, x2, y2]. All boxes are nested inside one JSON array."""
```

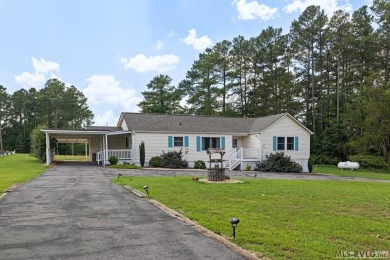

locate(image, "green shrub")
[[310, 154, 339, 165], [139, 141, 145, 167], [194, 160, 206, 169], [149, 156, 164, 167], [349, 154, 390, 170], [255, 152, 302, 173], [245, 164, 251, 171], [108, 156, 118, 165], [149, 149, 188, 169], [308, 157, 313, 173], [161, 149, 188, 168]]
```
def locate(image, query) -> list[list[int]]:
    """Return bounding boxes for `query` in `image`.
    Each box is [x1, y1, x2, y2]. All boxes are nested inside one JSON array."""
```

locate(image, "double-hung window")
[[287, 137, 295, 150], [277, 137, 285, 150], [274, 136, 297, 151], [174, 137, 183, 147]]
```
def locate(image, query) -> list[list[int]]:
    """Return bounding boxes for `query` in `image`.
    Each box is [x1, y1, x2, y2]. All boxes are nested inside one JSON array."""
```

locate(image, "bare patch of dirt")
[[198, 178, 245, 184]]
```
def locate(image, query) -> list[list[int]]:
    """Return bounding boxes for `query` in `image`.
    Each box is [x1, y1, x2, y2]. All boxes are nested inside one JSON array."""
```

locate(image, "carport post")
[[105, 134, 108, 166], [45, 132, 51, 165]]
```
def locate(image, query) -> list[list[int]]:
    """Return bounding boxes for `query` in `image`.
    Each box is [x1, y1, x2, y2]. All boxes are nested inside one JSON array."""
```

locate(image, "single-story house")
[[42, 112, 313, 172]]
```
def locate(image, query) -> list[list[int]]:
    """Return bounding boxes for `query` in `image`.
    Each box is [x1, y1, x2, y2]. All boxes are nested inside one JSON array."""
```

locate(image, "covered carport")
[[41, 127, 132, 166]]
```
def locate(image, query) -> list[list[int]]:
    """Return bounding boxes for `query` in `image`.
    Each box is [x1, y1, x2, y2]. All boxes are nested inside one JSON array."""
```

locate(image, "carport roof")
[[41, 127, 130, 143]]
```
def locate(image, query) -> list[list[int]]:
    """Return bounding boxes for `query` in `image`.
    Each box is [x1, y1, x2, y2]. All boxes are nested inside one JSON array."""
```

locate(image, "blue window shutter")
[[273, 136, 277, 151], [184, 136, 189, 148], [196, 136, 201, 152], [168, 136, 173, 148], [221, 136, 225, 149], [295, 136, 299, 151]]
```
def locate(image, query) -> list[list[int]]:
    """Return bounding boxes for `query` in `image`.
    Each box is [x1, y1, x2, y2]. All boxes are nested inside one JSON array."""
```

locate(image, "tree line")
[[0, 79, 93, 153], [139, 1, 390, 162]]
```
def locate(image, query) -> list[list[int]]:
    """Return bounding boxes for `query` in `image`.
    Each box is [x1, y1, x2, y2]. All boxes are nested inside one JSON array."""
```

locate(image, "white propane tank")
[[337, 161, 360, 170]]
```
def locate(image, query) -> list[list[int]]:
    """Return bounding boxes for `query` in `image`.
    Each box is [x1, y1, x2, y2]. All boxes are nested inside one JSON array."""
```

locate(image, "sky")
[[0, 0, 370, 126]]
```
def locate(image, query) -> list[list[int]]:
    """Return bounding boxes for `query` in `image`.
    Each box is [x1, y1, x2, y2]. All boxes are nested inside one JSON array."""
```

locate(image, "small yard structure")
[[206, 148, 226, 181]]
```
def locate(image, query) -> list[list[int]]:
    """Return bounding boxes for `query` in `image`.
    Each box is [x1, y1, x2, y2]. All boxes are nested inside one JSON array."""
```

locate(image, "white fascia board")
[[40, 129, 110, 135], [107, 131, 132, 136], [132, 130, 248, 136]]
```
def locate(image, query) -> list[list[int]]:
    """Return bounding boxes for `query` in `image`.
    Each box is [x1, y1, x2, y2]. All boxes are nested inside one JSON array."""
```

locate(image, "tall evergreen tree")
[[138, 74, 183, 114]]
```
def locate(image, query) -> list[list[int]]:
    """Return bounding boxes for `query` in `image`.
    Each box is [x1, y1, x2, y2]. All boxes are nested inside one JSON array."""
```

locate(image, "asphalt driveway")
[[0, 163, 245, 260]]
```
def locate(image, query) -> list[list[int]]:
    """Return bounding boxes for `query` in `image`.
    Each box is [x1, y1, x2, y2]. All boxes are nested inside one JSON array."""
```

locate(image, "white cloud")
[[14, 72, 46, 89], [32, 57, 60, 74], [284, 0, 352, 15], [154, 40, 164, 50], [233, 0, 277, 21], [14, 57, 61, 89], [120, 54, 180, 73], [93, 110, 117, 126], [83, 74, 141, 112], [183, 29, 213, 52]]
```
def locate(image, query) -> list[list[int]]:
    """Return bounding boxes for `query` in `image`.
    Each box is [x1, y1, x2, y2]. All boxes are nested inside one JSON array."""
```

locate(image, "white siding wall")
[[121, 120, 128, 130], [90, 136, 102, 154], [258, 116, 311, 171], [132, 132, 234, 167], [242, 134, 259, 149]]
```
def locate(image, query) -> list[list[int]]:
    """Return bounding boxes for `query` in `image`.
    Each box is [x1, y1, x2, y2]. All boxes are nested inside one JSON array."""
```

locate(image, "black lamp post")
[[143, 185, 149, 195], [117, 173, 122, 180], [229, 217, 240, 239]]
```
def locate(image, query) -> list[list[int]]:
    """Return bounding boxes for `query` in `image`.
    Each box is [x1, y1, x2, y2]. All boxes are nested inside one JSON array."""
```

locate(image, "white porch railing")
[[96, 149, 132, 165], [225, 148, 261, 170]]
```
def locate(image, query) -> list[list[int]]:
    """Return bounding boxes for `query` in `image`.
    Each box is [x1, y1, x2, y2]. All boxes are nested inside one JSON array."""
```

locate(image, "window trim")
[[287, 137, 295, 150], [277, 137, 285, 150], [173, 136, 184, 147]]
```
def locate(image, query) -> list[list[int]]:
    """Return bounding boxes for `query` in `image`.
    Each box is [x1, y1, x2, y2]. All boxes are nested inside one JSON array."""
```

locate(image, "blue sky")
[[0, 0, 369, 126]]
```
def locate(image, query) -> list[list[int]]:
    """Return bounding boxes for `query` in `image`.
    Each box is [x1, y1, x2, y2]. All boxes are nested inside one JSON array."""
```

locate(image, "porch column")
[[85, 142, 88, 161], [45, 133, 51, 165], [104, 134, 108, 165]]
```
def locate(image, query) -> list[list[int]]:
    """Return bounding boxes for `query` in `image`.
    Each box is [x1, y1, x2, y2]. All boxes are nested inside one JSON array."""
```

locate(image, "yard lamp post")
[[117, 173, 122, 180], [229, 217, 240, 239], [143, 185, 149, 195]]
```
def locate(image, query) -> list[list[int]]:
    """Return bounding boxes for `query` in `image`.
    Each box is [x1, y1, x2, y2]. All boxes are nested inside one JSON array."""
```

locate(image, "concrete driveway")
[[0, 163, 246, 260]]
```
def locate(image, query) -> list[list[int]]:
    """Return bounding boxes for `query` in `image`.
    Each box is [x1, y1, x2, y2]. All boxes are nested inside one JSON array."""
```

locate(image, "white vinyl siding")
[[259, 116, 310, 161], [131, 133, 233, 166]]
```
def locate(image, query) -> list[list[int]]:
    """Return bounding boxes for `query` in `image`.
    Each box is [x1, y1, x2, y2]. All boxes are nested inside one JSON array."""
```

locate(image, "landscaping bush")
[[108, 156, 118, 165], [349, 154, 390, 171], [255, 152, 302, 173], [149, 156, 164, 167], [308, 157, 313, 173], [149, 149, 188, 169], [161, 149, 189, 168], [139, 141, 145, 167], [194, 160, 206, 169]]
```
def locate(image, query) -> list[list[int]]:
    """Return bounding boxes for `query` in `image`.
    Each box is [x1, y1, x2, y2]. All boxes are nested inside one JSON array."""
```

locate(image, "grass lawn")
[[54, 155, 89, 161], [114, 176, 390, 260], [314, 165, 390, 180], [0, 154, 48, 192]]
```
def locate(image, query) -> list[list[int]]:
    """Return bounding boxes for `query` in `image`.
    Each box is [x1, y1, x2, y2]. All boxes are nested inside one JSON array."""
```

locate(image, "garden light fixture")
[[143, 185, 149, 195], [117, 173, 122, 180], [229, 217, 240, 239]]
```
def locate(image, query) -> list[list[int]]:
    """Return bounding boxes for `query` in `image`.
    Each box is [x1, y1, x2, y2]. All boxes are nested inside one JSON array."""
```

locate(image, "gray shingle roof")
[[87, 126, 123, 131], [120, 113, 288, 134]]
